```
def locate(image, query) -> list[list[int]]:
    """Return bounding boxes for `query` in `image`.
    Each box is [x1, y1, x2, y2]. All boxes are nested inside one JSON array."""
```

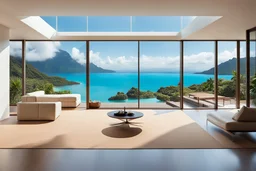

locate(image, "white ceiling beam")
[[180, 16, 222, 39]]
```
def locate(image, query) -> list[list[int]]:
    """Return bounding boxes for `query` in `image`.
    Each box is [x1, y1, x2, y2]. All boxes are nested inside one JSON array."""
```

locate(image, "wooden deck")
[[188, 92, 231, 106]]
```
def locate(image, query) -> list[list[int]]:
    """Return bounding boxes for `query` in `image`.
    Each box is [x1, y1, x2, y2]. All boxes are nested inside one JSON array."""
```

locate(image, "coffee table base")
[[110, 119, 141, 127], [121, 118, 132, 124]]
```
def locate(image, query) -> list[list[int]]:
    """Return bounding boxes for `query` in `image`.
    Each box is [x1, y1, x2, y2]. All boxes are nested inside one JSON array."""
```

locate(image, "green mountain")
[[28, 49, 115, 73], [197, 57, 255, 75], [10, 56, 78, 86]]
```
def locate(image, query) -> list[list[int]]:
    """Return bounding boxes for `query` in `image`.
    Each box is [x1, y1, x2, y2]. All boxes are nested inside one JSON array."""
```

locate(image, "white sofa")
[[17, 102, 61, 121], [21, 91, 81, 108], [207, 108, 256, 140]]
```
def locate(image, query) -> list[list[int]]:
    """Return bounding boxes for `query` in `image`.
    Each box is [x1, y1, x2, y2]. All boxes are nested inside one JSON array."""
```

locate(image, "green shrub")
[[157, 86, 179, 96], [140, 90, 155, 99], [126, 87, 155, 99], [170, 92, 180, 102], [155, 93, 170, 102], [10, 77, 22, 104], [109, 92, 128, 100], [126, 87, 138, 98], [44, 83, 54, 94], [54, 90, 71, 94]]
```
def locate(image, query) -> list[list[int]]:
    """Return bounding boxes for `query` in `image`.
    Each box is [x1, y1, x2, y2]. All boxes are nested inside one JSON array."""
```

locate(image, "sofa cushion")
[[21, 96, 37, 102], [21, 92, 81, 107], [39, 94, 81, 102], [27, 91, 45, 96], [232, 106, 256, 122], [36, 96, 60, 102]]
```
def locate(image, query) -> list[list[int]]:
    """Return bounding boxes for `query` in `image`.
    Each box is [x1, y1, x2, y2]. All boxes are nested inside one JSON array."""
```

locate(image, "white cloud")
[[11, 41, 247, 73], [71, 47, 86, 65], [10, 41, 61, 61], [218, 49, 236, 63], [89, 50, 138, 71], [10, 41, 22, 58], [26, 42, 60, 61], [87, 48, 240, 73]]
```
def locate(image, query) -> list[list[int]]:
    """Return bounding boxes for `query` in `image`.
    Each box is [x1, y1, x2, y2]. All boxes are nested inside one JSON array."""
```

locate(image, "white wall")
[[0, 24, 9, 120]]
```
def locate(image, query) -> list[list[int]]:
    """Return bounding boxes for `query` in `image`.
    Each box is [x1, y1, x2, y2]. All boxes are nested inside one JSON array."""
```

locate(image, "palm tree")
[[10, 78, 22, 104], [232, 70, 246, 83], [204, 78, 214, 92], [44, 83, 54, 94]]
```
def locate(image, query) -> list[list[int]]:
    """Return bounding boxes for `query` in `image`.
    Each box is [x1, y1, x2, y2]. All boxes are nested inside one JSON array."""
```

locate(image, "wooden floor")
[[3, 107, 256, 170], [0, 149, 255, 171]]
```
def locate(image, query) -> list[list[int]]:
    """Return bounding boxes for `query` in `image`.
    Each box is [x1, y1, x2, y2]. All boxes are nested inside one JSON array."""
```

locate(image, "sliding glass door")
[[9, 41, 23, 105], [139, 41, 180, 108], [183, 41, 215, 109], [89, 41, 138, 108], [248, 29, 256, 107], [25, 41, 87, 107], [217, 41, 237, 109]]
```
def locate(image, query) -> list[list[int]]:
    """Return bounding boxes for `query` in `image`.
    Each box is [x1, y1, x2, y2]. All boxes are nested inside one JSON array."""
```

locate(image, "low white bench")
[[17, 102, 61, 121]]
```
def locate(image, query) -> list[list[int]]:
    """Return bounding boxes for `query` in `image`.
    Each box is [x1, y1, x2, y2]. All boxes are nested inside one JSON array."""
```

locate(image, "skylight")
[[40, 16, 197, 33], [21, 16, 221, 39]]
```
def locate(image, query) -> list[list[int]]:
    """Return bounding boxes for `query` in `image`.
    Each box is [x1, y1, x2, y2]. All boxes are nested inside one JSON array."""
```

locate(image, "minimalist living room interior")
[[1, 0, 256, 170]]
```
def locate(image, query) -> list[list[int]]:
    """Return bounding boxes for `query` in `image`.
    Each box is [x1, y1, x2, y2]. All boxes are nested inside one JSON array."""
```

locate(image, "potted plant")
[[89, 100, 101, 109]]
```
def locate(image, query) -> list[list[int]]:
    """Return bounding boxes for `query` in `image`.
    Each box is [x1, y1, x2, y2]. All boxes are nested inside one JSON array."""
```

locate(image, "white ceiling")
[[0, 0, 255, 40]]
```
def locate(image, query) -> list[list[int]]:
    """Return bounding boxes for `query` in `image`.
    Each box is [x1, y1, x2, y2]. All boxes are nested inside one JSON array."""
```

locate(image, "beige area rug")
[[0, 110, 223, 148]]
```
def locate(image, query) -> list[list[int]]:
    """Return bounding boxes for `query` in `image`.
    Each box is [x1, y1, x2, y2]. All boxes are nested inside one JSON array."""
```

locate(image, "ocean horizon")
[[49, 72, 233, 103]]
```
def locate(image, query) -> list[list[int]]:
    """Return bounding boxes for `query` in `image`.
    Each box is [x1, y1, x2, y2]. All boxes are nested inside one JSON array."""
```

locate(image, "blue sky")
[[10, 16, 249, 72], [42, 16, 182, 32]]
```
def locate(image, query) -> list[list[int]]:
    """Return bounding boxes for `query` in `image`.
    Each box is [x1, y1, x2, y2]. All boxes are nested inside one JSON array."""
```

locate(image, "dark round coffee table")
[[107, 111, 144, 124]]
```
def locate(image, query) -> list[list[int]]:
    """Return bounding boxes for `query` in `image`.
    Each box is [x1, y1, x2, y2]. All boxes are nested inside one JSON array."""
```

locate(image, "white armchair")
[[17, 102, 61, 121]]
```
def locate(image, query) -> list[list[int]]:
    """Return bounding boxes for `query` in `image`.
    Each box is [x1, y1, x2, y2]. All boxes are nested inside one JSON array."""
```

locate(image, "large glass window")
[[11, 40, 248, 110], [183, 41, 215, 108], [250, 31, 256, 107], [25, 41, 86, 107], [217, 41, 237, 108], [89, 41, 138, 108], [140, 41, 180, 108], [240, 41, 246, 107], [10, 41, 23, 105]]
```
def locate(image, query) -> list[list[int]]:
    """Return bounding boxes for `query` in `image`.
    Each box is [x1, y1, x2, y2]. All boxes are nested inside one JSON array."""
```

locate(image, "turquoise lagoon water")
[[51, 73, 232, 103]]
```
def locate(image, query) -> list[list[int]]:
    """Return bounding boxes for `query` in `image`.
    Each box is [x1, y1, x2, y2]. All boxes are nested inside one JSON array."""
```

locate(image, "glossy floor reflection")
[[0, 149, 255, 171]]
